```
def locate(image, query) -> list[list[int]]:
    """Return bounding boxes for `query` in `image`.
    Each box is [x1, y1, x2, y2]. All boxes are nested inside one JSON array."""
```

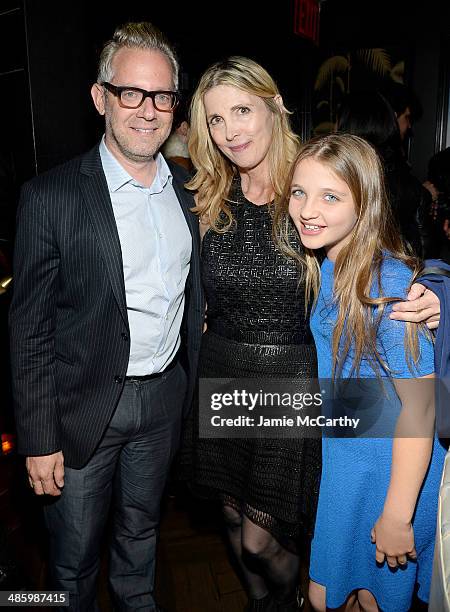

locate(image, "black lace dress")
[[181, 179, 321, 547]]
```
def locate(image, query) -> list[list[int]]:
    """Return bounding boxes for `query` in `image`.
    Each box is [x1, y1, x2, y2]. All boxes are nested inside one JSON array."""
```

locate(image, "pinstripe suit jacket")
[[9, 145, 203, 468]]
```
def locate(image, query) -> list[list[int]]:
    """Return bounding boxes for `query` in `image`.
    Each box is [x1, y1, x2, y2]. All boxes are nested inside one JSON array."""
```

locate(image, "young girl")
[[275, 133, 446, 611]]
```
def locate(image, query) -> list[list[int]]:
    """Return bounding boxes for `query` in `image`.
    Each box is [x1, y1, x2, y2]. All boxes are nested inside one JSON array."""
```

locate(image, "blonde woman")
[[180, 57, 320, 611]]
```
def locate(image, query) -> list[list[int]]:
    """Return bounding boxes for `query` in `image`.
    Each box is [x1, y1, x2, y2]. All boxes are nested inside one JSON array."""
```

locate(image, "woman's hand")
[[371, 511, 416, 568], [390, 283, 440, 329]]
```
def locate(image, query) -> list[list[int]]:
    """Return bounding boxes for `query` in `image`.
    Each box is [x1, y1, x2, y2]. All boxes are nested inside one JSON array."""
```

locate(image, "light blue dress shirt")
[[100, 138, 192, 375]]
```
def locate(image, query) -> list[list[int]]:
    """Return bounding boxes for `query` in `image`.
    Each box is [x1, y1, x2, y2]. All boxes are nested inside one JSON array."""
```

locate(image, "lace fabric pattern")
[[180, 179, 321, 546]]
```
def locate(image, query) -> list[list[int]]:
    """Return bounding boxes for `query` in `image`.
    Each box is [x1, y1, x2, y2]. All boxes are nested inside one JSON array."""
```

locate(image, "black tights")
[[222, 504, 299, 604]]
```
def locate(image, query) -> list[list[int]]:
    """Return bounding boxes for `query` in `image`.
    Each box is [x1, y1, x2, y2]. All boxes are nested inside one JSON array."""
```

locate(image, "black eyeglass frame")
[[102, 82, 180, 112]]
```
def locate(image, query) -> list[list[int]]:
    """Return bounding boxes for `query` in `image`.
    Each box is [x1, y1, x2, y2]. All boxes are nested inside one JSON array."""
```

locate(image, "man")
[[9, 22, 203, 611], [383, 82, 422, 153]]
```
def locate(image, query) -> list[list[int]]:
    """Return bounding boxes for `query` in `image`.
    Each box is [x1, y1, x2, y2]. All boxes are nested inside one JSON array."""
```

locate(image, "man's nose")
[[136, 96, 157, 119]]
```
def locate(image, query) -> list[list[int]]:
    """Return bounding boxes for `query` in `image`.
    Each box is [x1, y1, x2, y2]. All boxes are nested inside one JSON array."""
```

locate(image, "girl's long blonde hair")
[[187, 56, 300, 231], [274, 133, 424, 377]]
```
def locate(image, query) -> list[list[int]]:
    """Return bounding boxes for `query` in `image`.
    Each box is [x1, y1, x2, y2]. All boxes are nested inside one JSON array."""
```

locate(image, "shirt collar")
[[99, 136, 172, 193]]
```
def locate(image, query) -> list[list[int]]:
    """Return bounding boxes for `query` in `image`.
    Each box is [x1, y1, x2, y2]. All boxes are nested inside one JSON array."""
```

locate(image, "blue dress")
[[309, 256, 447, 610]]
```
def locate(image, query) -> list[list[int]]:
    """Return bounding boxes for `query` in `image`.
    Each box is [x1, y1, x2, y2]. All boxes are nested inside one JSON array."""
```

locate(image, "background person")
[[382, 82, 423, 157], [161, 99, 193, 173], [336, 89, 432, 258], [423, 146, 450, 263]]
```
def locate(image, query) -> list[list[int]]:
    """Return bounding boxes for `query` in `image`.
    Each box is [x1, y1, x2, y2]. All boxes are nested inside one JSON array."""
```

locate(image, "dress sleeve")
[[376, 258, 435, 378]]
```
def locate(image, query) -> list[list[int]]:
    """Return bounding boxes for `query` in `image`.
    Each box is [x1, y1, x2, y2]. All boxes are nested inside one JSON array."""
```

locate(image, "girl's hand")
[[371, 512, 417, 568]]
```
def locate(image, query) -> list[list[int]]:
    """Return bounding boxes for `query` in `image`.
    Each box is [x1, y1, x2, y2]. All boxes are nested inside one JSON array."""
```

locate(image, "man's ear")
[[174, 120, 190, 144], [91, 83, 106, 116], [177, 120, 190, 138]]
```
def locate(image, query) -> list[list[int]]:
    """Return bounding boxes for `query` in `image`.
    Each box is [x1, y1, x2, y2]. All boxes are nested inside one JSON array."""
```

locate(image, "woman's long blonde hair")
[[187, 56, 300, 231], [274, 133, 424, 377]]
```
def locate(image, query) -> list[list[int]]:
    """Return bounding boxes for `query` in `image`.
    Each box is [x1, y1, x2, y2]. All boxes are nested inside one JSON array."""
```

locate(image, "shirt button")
[[114, 375, 123, 384], [121, 333, 128, 341]]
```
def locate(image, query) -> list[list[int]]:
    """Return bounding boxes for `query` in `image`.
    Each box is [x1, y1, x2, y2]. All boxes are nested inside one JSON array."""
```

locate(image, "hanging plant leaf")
[[313, 121, 336, 135], [390, 61, 405, 84], [356, 48, 392, 77], [335, 76, 346, 93], [314, 56, 349, 90]]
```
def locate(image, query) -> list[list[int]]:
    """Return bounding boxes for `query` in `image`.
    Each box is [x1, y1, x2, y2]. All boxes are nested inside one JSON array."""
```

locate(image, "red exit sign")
[[294, 0, 320, 45]]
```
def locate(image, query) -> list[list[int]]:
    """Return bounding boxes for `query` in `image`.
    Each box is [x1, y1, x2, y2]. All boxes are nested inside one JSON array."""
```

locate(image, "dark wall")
[[409, 33, 441, 180], [24, 1, 95, 172], [4, 0, 450, 186], [18, 0, 317, 177], [0, 4, 34, 188]]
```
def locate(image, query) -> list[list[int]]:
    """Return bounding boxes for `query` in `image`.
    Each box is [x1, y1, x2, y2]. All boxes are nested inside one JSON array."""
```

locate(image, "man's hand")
[[26, 452, 65, 496], [390, 283, 440, 330]]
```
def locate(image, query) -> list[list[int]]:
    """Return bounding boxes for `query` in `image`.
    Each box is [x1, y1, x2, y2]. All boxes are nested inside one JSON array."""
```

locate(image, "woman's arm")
[[371, 374, 435, 567]]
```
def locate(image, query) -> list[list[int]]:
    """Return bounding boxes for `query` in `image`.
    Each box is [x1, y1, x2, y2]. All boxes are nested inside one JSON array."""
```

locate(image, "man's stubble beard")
[[106, 113, 171, 163]]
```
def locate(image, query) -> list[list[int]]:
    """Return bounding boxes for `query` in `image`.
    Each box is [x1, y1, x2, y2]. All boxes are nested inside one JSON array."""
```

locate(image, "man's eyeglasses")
[[102, 82, 180, 112]]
